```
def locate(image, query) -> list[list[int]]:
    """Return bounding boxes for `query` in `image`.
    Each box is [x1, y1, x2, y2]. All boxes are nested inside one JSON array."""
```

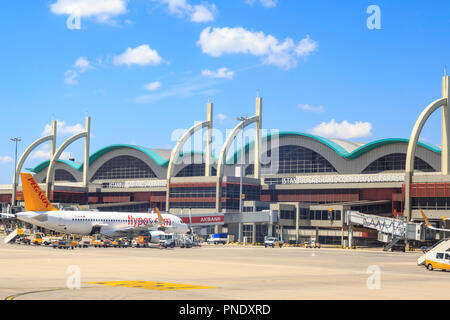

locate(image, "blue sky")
[[0, 0, 449, 184]]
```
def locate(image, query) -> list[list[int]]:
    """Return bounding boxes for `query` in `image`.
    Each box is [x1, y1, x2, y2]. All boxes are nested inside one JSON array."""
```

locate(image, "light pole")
[[235, 116, 248, 243], [10, 137, 21, 207]]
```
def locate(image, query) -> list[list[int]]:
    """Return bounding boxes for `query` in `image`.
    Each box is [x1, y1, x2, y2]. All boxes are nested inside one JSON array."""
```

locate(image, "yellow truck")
[[425, 251, 450, 271], [132, 235, 150, 248], [31, 233, 44, 245]]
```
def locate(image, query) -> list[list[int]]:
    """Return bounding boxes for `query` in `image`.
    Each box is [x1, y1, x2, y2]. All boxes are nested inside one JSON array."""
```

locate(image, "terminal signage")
[[180, 215, 224, 225], [280, 173, 405, 185], [102, 180, 167, 189]]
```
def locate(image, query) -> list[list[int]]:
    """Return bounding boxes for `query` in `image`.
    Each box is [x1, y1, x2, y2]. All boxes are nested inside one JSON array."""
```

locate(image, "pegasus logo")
[[127, 215, 172, 227], [28, 178, 50, 208]]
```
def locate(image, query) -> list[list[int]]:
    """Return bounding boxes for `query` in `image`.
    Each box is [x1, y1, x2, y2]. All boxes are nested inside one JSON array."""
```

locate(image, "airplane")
[[419, 208, 450, 232], [2, 173, 189, 243]]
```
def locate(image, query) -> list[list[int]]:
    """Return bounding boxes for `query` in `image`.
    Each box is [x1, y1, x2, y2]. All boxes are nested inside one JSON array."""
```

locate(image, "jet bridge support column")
[[348, 222, 353, 248]]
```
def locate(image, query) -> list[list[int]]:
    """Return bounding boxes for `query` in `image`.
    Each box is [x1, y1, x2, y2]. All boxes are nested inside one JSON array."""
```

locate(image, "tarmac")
[[0, 237, 448, 300]]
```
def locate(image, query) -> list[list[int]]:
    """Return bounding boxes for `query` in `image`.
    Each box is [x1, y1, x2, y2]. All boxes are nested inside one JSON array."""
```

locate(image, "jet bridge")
[[345, 210, 423, 249]]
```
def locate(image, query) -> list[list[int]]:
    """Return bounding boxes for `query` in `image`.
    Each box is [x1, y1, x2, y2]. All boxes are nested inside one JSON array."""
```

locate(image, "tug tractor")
[[31, 233, 44, 245], [134, 235, 150, 248]]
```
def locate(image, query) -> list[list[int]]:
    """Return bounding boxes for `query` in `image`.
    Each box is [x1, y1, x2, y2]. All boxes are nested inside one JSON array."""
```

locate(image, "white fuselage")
[[16, 210, 189, 237]]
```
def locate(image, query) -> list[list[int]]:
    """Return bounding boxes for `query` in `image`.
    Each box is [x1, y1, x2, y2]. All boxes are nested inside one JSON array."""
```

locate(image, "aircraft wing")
[[0, 213, 16, 219], [33, 213, 48, 222], [112, 225, 158, 236]]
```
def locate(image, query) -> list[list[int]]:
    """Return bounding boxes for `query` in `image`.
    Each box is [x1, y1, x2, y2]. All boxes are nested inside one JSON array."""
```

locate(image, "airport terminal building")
[[1, 77, 450, 245], [0, 129, 447, 245]]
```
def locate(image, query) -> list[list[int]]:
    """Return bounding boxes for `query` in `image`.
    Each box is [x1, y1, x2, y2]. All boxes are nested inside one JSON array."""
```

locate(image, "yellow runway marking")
[[85, 281, 217, 291]]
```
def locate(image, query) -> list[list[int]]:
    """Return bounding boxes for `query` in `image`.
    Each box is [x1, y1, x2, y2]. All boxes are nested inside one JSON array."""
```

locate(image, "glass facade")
[[412, 197, 450, 210], [175, 164, 217, 177], [170, 202, 216, 209], [308, 210, 341, 221], [170, 186, 216, 198], [55, 169, 77, 182], [260, 145, 337, 175], [280, 210, 296, 220], [169, 185, 216, 209], [43, 169, 77, 182], [91, 156, 156, 181], [362, 153, 435, 173], [221, 184, 261, 210]]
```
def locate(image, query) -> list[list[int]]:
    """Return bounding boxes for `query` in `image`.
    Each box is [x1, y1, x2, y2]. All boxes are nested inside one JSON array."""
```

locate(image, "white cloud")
[[73, 57, 92, 72], [295, 35, 319, 57], [64, 57, 93, 85], [143, 81, 163, 91], [50, 0, 128, 24], [30, 147, 72, 161], [309, 119, 372, 139], [42, 121, 85, 137], [217, 113, 229, 121], [245, 0, 277, 8], [298, 104, 325, 112], [190, 4, 216, 22], [158, 0, 216, 22], [113, 44, 163, 66], [202, 67, 234, 79], [135, 78, 218, 104], [197, 27, 318, 70], [0, 156, 13, 164]]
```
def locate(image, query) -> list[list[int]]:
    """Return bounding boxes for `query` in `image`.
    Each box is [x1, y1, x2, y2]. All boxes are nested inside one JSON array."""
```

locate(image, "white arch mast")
[[404, 76, 449, 220]]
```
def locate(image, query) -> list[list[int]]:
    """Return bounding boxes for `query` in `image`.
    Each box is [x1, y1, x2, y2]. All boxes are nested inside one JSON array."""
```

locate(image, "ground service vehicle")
[[160, 233, 176, 248], [133, 235, 150, 248], [425, 251, 450, 271], [180, 235, 193, 248], [53, 240, 74, 250], [113, 239, 129, 248], [42, 235, 63, 246], [264, 237, 283, 248], [31, 233, 44, 245], [207, 233, 228, 245], [305, 239, 320, 248], [390, 242, 406, 252], [80, 237, 92, 248]]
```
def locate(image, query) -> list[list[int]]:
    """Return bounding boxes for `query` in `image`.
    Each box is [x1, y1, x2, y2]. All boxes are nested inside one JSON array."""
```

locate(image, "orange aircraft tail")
[[155, 207, 164, 225], [20, 173, 58, 212], [419, 208, 431, 227]]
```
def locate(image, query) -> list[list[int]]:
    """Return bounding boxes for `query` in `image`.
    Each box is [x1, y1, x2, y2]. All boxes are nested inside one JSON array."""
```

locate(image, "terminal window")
[[260, 145, 337, 175], [362, 153, 435, 173], [175, 164, 217, 177], [91, 156, 157, 181]]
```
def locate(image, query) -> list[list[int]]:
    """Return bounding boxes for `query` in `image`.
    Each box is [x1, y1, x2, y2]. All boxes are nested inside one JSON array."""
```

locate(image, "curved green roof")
[[27, 134, 441, 173], [227, 131, 441, 163], [26, 159, 82, 173], [27, 145, 217, 173]]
